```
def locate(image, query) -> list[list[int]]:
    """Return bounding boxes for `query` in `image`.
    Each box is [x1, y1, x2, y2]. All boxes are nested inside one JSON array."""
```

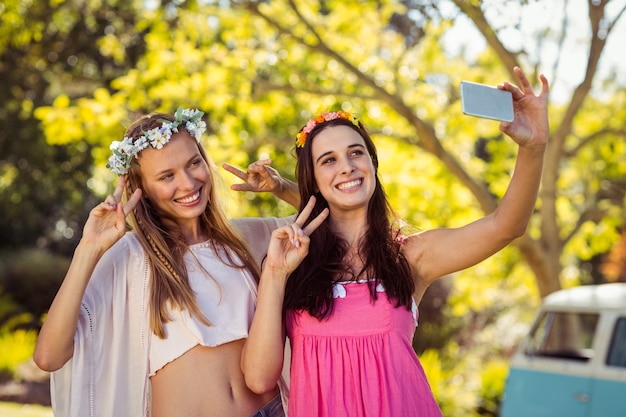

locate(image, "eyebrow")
[[315, 143, 365, 164]]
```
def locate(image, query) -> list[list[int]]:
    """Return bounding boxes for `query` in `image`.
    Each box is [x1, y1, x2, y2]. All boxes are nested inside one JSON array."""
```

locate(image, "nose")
[[339, 157, 355, 175], [178, 170, 195, 190]]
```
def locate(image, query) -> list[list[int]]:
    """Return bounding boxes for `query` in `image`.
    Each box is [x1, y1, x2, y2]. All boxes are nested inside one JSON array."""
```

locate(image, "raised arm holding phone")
[[242, 67, 550, 417]]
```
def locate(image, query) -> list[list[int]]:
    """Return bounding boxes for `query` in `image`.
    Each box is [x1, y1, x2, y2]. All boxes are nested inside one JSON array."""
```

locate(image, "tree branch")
[[549, 0, 570, 88], [251, 76, 379, 101], [450, 0, 520, 80], [563, 206, 606, 245], [565, 127, 626, 157], [552, 0, 610, 157], [242, 0, 498, 214]]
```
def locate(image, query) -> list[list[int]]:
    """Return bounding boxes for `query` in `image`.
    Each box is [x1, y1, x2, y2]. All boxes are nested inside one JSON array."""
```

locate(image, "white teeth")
[[337, 179, 361, 190], [176, 191, 200, 203]]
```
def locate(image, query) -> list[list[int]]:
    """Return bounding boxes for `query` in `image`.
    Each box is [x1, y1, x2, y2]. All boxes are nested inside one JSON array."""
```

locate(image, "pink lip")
[[335, 178, 363, 191], [174, 188, 202, 206]]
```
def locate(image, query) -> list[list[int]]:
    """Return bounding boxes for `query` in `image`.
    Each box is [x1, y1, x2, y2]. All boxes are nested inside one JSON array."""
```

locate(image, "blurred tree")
[[35, 0, 626, 294], [0, 0, 149, 254], [18, 0, 626, 413], [230, 0, 626, 298], [450, 0, 626, 295]]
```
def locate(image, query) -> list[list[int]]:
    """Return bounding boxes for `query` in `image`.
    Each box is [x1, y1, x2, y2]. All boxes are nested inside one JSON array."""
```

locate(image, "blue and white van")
[[500, 283, 626, 417]]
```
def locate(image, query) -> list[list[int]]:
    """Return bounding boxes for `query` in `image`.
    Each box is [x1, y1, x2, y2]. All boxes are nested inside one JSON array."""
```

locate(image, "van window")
[[607, 317, 626, 367], [525, 311, 599, 362]]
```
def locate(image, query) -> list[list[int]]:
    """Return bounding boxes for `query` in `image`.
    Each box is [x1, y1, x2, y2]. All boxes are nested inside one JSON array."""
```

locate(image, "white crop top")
[[149, 241, 257, 376]]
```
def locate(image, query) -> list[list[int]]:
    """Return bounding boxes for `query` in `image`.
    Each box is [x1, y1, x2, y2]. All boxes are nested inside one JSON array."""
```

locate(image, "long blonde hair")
[[121, 113, 261, 338]]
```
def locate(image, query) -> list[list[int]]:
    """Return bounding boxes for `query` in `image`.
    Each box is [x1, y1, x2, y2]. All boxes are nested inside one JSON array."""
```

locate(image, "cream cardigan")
[[50, 217, 291, 417]]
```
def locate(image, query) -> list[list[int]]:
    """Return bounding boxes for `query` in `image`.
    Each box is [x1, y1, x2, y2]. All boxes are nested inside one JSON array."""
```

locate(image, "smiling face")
[[137, 131, 211, 239], [310, 125, 376, 215]]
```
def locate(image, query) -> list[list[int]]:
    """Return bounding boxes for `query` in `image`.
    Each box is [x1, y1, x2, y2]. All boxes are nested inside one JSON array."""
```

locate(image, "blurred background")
[[1, 0, 625, 416]]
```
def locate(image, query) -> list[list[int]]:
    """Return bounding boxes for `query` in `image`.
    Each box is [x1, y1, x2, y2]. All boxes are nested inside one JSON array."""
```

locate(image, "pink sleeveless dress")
[[285, 281, 443, 417]]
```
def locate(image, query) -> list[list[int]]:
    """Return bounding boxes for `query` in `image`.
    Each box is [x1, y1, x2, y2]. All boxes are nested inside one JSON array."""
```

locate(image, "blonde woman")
[[34, 108, 298, 417]]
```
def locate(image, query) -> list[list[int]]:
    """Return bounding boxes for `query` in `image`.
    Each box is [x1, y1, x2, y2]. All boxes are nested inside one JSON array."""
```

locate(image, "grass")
[[0, 402, 52, 417]]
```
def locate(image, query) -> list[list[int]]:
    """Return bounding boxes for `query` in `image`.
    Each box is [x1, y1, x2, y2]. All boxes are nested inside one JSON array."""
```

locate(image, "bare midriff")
[[150, 339, 279, 417]]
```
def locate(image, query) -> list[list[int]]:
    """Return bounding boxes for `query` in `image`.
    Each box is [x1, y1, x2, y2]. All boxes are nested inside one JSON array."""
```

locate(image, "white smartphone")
[[460, 80, 514, 122]]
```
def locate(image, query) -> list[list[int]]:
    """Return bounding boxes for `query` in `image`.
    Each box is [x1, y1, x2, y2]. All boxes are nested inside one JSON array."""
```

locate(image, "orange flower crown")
[[295, 111, 360, 148]]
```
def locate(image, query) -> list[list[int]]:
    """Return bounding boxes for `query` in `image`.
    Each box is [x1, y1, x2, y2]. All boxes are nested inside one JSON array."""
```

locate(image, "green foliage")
[[0, 315, 38, 380], [0, 249, 61, 382], [476, 360, 508, 416], [0, 288, 38, 381], [0, 289, 20, 323], [420, 346, 476, 415], [420, 312, 532, 416], [0, 249, 69, 326], [0, 0, 149, 254], [2, 0, 626, 413]]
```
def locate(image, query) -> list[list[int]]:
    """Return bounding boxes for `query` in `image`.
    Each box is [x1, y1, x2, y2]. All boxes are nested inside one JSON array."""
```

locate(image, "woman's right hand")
[[222, 159, 282, 194], [222, 159, 301, 208], [264, 196, 328, 280], [498, 66, 549, 148], [82, 176, 142, 252]]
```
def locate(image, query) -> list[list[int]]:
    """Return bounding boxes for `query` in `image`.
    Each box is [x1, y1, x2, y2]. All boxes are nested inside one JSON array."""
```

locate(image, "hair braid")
[[137, 216, 182, 282], [120, 113, 260, 338], [135, 211, 212, 338]]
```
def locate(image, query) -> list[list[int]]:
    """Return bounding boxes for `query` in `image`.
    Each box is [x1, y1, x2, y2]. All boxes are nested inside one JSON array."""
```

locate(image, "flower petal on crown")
[[107, 107, 206, 175], [295, 110, 361, 149]]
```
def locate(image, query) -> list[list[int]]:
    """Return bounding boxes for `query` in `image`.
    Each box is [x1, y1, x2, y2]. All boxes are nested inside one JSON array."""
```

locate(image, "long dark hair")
[[283, 115, 414, 319]]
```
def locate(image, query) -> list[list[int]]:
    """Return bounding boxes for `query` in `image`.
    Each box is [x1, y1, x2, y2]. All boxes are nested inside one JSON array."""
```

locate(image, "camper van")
[[500, 283, 626, 417]]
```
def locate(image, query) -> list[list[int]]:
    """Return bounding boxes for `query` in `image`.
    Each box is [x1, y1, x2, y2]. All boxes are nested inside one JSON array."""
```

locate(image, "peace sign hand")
[[223, 159, 282, 194], [81, 176, 142, 254], [264, 196, 329, 283]]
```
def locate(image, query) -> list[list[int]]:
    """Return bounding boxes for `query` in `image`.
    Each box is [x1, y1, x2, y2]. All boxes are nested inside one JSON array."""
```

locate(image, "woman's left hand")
[[498, 66, 550, 148], [223, 159, 283, 193]]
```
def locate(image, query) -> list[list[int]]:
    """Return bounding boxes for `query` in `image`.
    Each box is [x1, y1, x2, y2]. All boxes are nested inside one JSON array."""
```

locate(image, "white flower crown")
[[106, 107, 207, 175]]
